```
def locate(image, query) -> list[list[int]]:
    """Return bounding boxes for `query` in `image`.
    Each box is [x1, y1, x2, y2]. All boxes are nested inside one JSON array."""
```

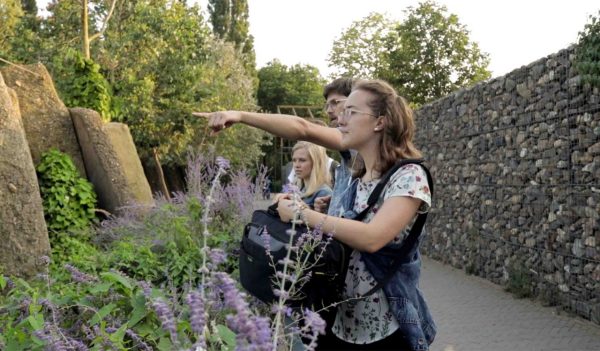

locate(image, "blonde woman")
[[287, 141, 333, 209]]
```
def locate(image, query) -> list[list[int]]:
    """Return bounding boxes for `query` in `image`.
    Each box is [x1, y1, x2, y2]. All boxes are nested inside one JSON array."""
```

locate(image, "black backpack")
[[239, 203, 348, 311], [239, 159, 432, 311]]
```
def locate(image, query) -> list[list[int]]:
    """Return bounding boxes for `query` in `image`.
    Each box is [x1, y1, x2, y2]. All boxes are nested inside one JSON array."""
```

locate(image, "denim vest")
[[301, 184, 332, 209], [331, 160, 436, 350], [327, 150, 353, 217]]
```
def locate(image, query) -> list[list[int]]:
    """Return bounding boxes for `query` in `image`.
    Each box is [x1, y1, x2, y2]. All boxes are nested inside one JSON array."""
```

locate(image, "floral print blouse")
[[331, 164, 431, 344]]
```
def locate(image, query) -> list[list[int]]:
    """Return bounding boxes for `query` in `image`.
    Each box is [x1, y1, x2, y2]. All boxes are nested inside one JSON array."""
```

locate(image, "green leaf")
[[0, 275, 6, 290], [157, 336, 174, 351], [27, 314, 44, 330], [89, 281, 113, 294], [100, 272, 132, 291], [128, 293, 148, 327], [108, 323, 128, 343], [89, 303, 116, 325], [216, 324, 237, 348]]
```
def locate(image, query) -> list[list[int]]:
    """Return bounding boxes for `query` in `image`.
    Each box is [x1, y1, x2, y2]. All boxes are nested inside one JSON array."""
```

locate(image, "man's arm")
[[193, 111, 344, 150]]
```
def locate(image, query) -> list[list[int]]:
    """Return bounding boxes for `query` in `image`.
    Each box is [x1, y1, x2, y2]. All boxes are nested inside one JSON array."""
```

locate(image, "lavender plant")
[[264, 188, 330, 350], [0, 153, 330, 350]]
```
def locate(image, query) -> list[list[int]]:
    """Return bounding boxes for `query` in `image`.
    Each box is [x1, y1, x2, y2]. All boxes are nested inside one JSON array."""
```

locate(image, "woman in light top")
[[194, 79, 435, 351]]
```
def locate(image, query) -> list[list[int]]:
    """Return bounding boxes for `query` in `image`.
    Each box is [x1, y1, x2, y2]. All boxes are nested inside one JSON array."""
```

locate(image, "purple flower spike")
[[126, 329, 152, 351], [216, 156, 230, 170], [64, 264, 98, 283], [208, 248, 227, 266], [214, 272, 272, 351], [186, 290, 207, 348], [151, 298, 178, 344], [282, 183, 300, 194]]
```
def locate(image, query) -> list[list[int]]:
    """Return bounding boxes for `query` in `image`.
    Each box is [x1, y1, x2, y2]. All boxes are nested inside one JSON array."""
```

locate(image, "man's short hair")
[[323, 77, 354, 99]]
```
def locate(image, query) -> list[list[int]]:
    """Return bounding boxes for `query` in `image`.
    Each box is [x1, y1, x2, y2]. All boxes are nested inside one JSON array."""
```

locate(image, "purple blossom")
[[3, 276, 15, 290], [151, 298, 178, 344], [34, 324, 90, 351], [40, 255, 51, 266], [301, 308, 327, 350], [208, 248, 227, 266], [138, 281, 153, 299], [272, 288, 290, 300], [271, 304, 293, 317], [215, 156, 230, 170], [82, 325, 95, 341], [213, 272, 272, 351], [186, 290, 207, 348], [64, 264, 98, 283], [282, 183, 300, 194], [303, 308, 326, 335], [224, 170, 255, 220], [126, 329, 152, 351]]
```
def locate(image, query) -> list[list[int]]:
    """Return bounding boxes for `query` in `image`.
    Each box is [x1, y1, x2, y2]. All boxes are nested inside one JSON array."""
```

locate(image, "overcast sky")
[[197, 0, 599, 79], [37, 0, 599, 79]]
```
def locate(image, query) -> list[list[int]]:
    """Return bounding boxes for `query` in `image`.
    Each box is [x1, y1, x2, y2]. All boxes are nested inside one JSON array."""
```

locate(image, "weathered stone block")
[[70, 108, 154, 214], [0, 73, 50, 277], [0, 64, 86, 177]]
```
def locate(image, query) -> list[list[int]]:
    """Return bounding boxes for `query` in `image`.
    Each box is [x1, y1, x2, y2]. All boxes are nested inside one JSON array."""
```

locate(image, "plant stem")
[[272, 194, 301, 350]]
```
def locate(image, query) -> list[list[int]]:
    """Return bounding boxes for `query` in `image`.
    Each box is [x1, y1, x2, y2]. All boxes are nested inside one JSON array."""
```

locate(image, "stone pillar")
[[70, 108, 154, 214], [0, 63, 87, 177], [0, 72, 50, 277]]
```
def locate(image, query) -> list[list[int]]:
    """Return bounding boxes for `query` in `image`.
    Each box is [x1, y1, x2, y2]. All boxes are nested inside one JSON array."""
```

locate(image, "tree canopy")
[[328, 12, 393, 79], [208, 0, 256, 77], [1, 0, 267, 169], [328, 1, 491, 106], [575, 10, 600, 87], [381, 1, 491, 105], [257, 60, 326, 113]]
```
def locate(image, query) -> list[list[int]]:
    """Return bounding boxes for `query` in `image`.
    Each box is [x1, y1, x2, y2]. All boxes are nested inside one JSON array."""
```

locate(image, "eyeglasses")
[[341, 108, 378, 119], [323, 98, 347, 110]]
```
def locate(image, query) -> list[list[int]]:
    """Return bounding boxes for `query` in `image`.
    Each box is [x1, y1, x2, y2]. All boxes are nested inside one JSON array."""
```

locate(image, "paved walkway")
[[253, 199, 600, 350], [420, 257, 600, 351]]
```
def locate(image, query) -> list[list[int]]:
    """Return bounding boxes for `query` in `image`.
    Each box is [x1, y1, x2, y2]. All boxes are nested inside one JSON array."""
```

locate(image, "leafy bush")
[[0, 262, 242, 350], [576, 11, 600, 87], [36, 149, 98, 233], [505, 260, 533, 298], [57, 49, 113, 121], [1, 154, 324, 350]]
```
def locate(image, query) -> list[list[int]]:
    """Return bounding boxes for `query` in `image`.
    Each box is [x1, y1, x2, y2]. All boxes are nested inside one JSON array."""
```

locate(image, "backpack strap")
[[353, 159, 429, 221], [355, 160, 434, 298]]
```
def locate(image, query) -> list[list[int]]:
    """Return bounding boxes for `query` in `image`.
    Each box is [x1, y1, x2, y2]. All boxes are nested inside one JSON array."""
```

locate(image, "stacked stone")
[[415, 46, 599, 323]]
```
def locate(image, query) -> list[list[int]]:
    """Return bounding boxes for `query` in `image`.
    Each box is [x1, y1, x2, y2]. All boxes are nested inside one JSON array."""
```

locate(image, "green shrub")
[[505, 261, 533, 298], [58, 49, 113, 121], [36, 149, 98, 233], [576, 11, 600, 87]]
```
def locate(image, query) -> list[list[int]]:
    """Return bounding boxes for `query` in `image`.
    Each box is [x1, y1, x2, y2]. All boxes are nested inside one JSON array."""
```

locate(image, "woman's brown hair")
[[352, 79, 422, 177]]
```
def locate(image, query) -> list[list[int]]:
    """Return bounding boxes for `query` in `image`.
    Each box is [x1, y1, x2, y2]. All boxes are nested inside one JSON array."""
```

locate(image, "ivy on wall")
[[36, 149, 98, 233], [575, 11, 600, 87], [58, 50, 113, 121]]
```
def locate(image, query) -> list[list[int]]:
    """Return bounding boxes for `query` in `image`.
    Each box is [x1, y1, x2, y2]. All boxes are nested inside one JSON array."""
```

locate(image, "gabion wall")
[[416, 46, 600, 324]]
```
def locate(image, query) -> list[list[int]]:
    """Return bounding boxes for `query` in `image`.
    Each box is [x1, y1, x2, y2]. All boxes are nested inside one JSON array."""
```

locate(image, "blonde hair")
[[352, 79, 422, 177], [292, 141, 331, 197]]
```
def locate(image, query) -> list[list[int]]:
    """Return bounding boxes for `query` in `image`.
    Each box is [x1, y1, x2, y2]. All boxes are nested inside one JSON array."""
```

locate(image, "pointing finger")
[[192, 112, 209, 118]]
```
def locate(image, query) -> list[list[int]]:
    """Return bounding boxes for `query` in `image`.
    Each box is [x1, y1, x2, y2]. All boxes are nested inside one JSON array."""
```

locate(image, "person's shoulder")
[[387, 162, 430, 188], [316, 184, 333, 195], [394, 162, 427, 176]]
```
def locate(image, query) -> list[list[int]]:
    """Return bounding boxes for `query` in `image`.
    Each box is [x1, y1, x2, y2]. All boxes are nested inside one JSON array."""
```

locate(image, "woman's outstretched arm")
[[192, 111, 344, 150]]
